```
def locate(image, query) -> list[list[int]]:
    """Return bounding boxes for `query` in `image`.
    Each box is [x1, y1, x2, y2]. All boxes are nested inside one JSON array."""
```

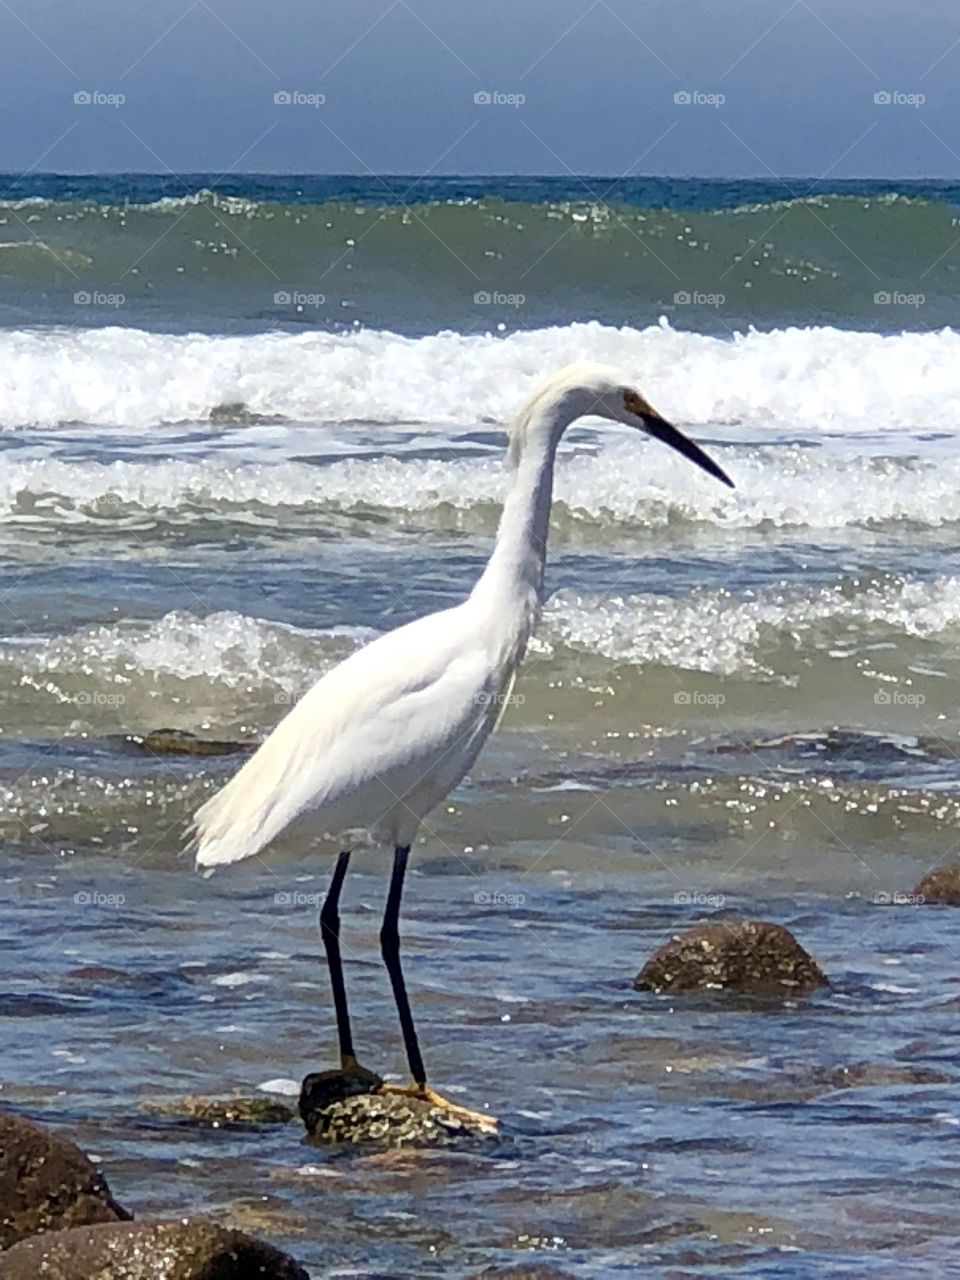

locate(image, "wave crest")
[[1, 321, 959, 432]]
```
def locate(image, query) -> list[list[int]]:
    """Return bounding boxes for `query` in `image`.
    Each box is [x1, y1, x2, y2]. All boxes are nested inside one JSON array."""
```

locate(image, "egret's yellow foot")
[[381, 1081, 499, 1132]]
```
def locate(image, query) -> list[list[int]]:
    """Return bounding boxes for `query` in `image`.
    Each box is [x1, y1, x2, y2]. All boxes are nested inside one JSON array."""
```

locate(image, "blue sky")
[[3, 0, 959, 176]]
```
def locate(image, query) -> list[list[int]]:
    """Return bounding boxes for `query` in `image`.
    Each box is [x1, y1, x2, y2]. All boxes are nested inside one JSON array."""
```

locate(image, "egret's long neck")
[[471, 405, 564, 663]]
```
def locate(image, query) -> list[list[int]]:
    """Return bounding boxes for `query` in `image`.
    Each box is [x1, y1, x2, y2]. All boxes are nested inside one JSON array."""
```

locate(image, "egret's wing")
[[192, 609, 490, 867]]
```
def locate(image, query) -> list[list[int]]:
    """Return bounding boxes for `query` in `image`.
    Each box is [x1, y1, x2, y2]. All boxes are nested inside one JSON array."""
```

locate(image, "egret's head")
[[509, 363, 733, 488]]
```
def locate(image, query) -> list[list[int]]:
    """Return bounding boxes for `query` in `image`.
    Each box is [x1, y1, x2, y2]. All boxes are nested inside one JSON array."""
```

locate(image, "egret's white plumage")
[[192, 363, 732, 868]]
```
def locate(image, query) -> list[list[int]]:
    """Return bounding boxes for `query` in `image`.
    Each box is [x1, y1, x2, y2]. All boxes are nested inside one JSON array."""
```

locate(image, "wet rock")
[[0, 1219, 308, 1279], [0, 1110, 130, 1249], [634, 920, 828, 996], [468, 1269, 578, 1280], [209, 401, 283, 426], [300, 1071, 498, 1147], [65, 964, 133, 983], [913, 862, 960, 905], [64, 965, 193, 999], [469, 1268, 578, 1280], [299, 1062, 385, 1119], [116, 729, 254, 758], [713, 729, 930, 762], [139, 1095, 296, 1128], [724, 1061, 950, 1105], [803, 1062, 947, 1093], [0, 993, 78, 1018]]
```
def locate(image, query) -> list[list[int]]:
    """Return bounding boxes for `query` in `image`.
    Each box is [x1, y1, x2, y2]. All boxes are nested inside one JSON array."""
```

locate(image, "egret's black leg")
[[380, 844, 426, 1086], [377, 844, 498, 1131], [320, 849, 355, 1065], [300, 849, 381, 1121]]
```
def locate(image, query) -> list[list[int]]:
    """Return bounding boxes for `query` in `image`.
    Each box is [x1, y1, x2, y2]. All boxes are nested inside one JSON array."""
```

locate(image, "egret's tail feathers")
[[192, 769, 279, 868]]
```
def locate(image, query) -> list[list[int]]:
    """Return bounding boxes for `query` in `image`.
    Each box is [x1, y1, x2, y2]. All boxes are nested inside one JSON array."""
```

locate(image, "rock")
[[298, 1061, 386, 1122], [634, 921, 828, 996], [115, 729, 254, 758], [138, 1096, 296, 1128], [724, 1061, 950, 1105], [913, 862, 960, 905], [300, 1070, 499, 1147], [0, 1220, 308, 1279], [0, 1110, 130, 1249], [65, 964, 133, 983], [468, 1269, 578, 1280]]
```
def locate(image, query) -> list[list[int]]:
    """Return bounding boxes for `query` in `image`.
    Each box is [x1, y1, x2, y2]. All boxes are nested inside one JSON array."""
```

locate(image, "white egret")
[[192, 363, 733, 1129]]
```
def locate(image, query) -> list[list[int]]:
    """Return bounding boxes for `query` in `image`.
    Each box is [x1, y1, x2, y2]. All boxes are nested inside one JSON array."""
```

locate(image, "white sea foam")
[[538, 576, 960, 676], [0, 321, 959, 433], [5, 610, 372, 700], [4, 577, 960, 702], [2, 443, 960, 531]]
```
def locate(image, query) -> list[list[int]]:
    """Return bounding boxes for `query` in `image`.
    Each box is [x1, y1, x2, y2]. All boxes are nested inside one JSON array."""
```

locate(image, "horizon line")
[[1, 170, 957, 183]]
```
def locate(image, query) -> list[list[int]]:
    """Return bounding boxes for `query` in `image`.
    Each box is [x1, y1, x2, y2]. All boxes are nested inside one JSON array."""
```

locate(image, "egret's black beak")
[[641, 413, 734, 489]]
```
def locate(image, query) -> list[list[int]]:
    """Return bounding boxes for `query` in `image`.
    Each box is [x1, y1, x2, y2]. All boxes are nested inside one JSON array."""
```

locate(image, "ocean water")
[[3, 175, 960, 1278]]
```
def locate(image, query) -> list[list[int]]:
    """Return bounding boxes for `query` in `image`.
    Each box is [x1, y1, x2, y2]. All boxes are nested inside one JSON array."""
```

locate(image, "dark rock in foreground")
[[0, 1110, 130, 1249], [0, 1220, 308, 1279], [300, 1069, 499, 1147], [634, 921, 828, 996], [913, 862, 960, 905]]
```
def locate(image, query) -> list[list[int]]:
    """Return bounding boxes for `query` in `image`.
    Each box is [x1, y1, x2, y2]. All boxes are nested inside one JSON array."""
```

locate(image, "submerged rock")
[[300, 1070, 499, 1147], [65, 964, 135, 983], [469, 1268, 578, 1280], [0, 1110, 130, 1249], [723, 1060, 950, 1105], [913, 862, 960, 905], [634, 921, 828, 996], [116, 729, 254, 758], [139, 1095, 296, 1128], [0, 1219, 308, 1279]]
